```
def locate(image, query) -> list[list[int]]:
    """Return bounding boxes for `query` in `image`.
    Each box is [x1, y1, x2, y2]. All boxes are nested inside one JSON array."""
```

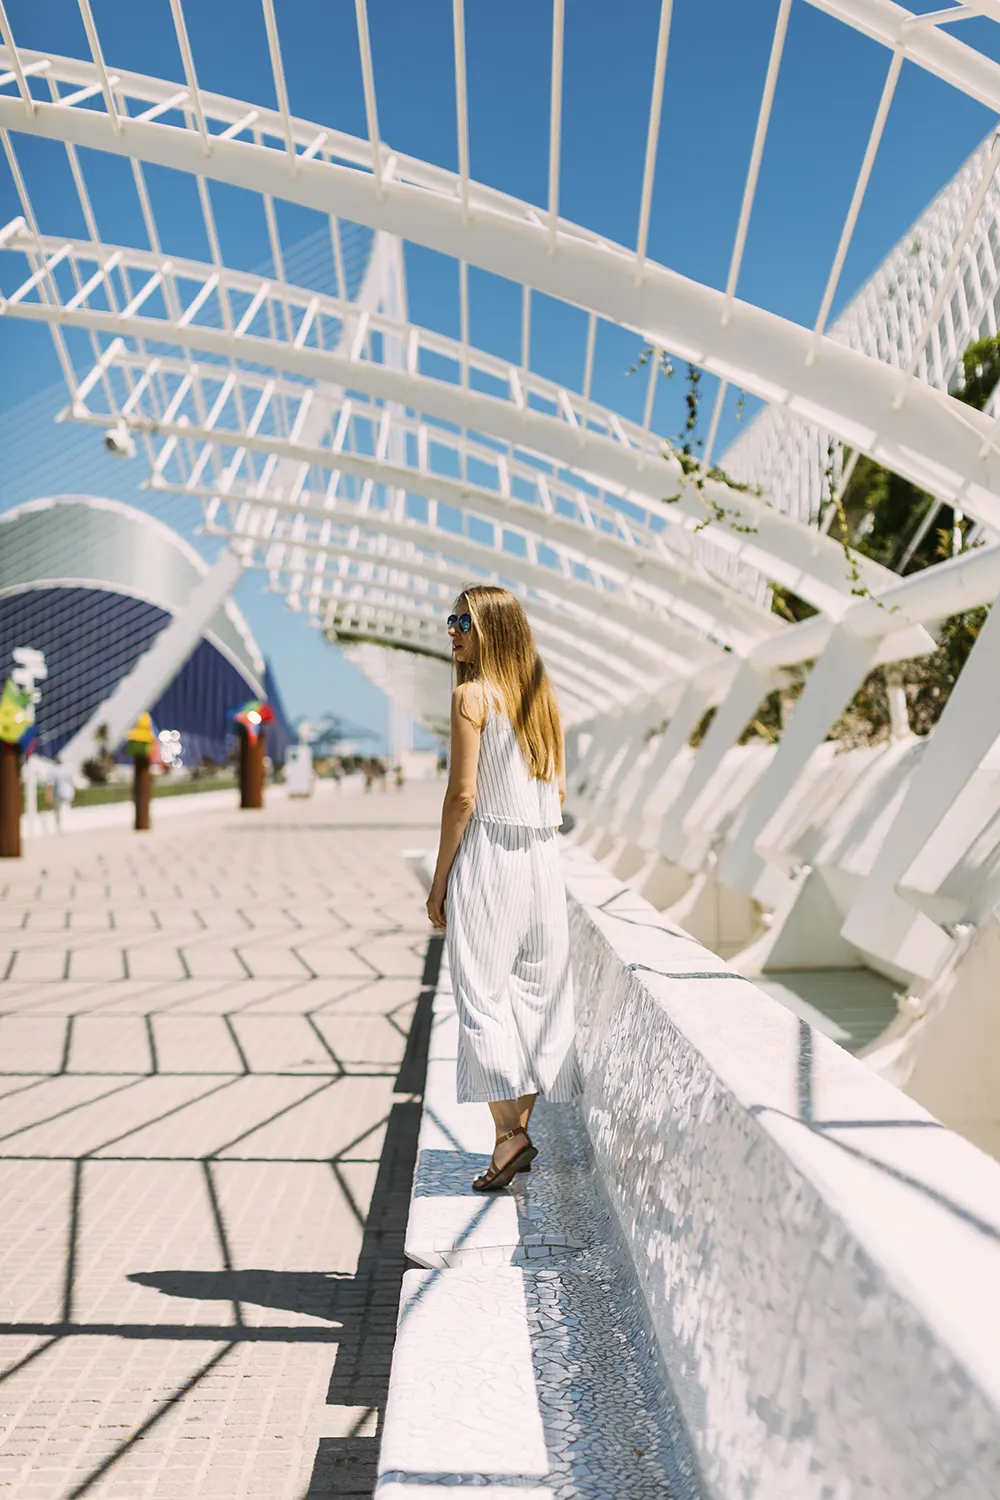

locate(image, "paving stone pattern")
[[0, 780, 443, 1499]]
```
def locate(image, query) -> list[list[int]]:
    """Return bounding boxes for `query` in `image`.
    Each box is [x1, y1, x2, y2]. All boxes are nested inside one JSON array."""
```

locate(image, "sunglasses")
[[447, 613, 472, 634]]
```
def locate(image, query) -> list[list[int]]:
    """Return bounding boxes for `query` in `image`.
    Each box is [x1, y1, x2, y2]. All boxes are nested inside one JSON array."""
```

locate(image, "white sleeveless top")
[[473, 702, 562, 830]]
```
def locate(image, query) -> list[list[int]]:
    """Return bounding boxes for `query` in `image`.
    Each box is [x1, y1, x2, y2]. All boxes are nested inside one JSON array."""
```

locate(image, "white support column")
[[589, 692, 676, 827], [620, 679, 718, 844], [720, 626, 880, 894], [569, 715, 621, 801], [60, 547, 246, 773], [841, 593, 1000, 978], [885, 664, 910, 740], [658, 662, 779, 862], [587, 732, 633, 814]]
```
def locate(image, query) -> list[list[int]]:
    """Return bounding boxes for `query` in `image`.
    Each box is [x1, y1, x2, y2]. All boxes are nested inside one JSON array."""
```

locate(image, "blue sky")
[[1, 0, 997, 737]]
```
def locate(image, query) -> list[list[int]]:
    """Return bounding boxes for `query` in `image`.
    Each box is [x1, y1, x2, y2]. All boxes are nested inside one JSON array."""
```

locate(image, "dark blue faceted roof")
[[0, 586, 290, 766]]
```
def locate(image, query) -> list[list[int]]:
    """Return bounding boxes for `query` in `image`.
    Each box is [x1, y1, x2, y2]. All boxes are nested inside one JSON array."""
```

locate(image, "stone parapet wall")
[[564, 848, 1000, 1500]]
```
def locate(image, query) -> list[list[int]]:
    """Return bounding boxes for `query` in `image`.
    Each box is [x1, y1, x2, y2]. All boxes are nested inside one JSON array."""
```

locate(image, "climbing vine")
[[629, 349, 758, 533], [822, 438, 889, 606], [630, 334, 998, 744], [629, 343, 949, 609]]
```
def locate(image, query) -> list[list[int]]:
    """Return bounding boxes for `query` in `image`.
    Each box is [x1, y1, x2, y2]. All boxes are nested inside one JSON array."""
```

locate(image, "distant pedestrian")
[[53, 763, 75, 833], [394, 763, 405, 791], [427, 585, 578, 1193]]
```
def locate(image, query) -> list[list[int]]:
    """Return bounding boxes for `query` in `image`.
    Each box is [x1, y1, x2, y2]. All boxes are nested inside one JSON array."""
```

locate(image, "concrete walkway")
[[0, 779, 443, 1499]]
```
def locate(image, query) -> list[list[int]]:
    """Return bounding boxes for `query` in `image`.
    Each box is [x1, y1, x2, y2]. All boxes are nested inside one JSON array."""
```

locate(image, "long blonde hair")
[[454, 585, 563, 781]]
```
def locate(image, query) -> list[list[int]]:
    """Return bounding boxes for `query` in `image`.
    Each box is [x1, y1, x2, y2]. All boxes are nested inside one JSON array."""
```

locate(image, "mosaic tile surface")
[[407, 1093, 592, 1268], [564, 855, 1000, 1500], [380, 1264, 697, 1499]]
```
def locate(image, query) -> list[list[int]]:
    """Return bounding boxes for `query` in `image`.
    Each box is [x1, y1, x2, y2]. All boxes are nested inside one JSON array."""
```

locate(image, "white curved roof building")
[[0, 495, 289, 763]]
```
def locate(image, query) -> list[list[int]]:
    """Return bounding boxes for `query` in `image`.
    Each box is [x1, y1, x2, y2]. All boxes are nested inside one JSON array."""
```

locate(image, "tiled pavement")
[[0, 779, 443, 1499]]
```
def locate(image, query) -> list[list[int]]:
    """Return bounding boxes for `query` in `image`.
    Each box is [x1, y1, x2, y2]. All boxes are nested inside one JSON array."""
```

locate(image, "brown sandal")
[[472, 1127, 538, 1191]]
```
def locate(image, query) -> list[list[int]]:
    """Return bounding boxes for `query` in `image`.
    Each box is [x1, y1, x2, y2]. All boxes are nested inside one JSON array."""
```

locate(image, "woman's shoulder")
[[452, 679, 488, 726]]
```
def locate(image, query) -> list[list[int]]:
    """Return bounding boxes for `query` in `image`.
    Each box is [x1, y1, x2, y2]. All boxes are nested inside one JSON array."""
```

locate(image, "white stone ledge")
[[398, 836, 1000, 1493], [378, 1267, 551, 1492], [564, 844, 1000, 1498]]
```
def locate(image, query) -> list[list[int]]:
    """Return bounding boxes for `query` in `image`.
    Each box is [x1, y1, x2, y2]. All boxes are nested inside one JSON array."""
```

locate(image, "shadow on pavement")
[[121, 934, 443, 1499]]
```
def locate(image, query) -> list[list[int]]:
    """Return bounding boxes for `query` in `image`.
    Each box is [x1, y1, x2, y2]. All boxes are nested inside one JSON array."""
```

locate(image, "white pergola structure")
[[4, 5, 1000, 1045], [725, 125, 1000, 546]]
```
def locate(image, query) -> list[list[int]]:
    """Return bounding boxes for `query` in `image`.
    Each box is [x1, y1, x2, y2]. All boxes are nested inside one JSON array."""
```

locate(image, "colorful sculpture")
[[126, 711, 162, 763], [232, 699, 274, 745], [1, 649, 46, 859], [0, 677, 34, 747]]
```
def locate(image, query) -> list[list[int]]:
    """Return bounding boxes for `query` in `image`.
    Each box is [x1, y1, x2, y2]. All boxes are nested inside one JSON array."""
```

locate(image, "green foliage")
[[689, 682, 807, 749], [955, 333, 1000, 412], [838, 453, 936, 573], [813, 333, 1000, 745], [740, 690, 782, 745], [831, 332, 1000, 579], [642, 333, 998, 751], [832, 610, 989, 748], [688, 705, 715, 749], [769, 585, 817, 624]]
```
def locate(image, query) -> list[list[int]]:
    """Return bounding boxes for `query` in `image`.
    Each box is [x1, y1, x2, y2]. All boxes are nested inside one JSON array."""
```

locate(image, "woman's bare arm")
[[427, 683, 483, 929]]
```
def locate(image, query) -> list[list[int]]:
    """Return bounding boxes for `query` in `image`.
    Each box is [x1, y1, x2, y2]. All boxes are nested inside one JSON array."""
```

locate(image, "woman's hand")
[[426, 879, 447, 930]]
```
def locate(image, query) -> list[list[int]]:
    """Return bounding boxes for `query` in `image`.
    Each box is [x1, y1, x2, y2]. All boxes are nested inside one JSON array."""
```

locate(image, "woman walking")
[[426, 585, 579, 1191]]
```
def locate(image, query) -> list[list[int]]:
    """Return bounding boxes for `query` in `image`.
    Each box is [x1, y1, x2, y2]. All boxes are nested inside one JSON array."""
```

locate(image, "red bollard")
[[239, 727, 266, 809], [0, 740, 21, 858], [133, 754, 151, 831]]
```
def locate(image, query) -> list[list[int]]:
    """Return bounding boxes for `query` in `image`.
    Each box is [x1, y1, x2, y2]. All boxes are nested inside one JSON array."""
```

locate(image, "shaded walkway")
[[0, 780, 442, 1499]]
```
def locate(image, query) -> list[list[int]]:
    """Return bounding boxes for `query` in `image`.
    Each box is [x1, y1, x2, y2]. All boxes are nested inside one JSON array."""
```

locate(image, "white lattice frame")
[[2, 33, 1000, 538]]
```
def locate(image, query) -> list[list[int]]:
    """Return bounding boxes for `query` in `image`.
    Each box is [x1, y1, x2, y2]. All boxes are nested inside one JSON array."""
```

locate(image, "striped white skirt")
[[446, 817, 580, 1105]]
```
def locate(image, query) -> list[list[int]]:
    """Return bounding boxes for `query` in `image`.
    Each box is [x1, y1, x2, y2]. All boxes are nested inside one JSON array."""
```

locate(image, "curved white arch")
[[300, 573, 649, 710], [0, 229, 899, 619], [323, 588, 625, 700], [309, 567, 657, 694], [0, 492, 264, 688], [328, 605, 619, 719], [0, 236, 780, 651], [0, 13, 995, 771], [2, 49, 999, 535], [123, 404, 772, 655], [232, 509, 715, 679]]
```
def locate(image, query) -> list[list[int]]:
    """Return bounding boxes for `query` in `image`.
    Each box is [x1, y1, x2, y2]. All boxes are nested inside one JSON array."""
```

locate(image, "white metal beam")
[[840, 590, 1000, 976], [304, 574, 642, 706], [82, 403, 768, 652], [0, 228, 899, 616], [1, 58, 999, 533], [308, 556, 662, 684], [311, 572, 653, 696], [618, 680, 719, 843], [657, 662, 781, 862], [719, 626, 886, 894], [223, 508, 705, 675]]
